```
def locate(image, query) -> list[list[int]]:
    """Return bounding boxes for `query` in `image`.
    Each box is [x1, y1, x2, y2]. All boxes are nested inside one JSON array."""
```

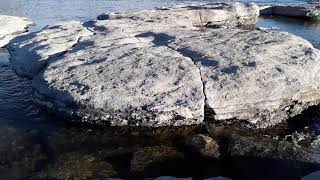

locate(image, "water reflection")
[[0, 0, 309, 31], [257, 16, 320, 48]]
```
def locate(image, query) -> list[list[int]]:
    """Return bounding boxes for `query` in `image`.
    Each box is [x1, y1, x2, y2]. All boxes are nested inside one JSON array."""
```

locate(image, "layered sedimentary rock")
[[0, 15, 33, 47], [260, 4, 320, 20], [8, 3, 320, 127]]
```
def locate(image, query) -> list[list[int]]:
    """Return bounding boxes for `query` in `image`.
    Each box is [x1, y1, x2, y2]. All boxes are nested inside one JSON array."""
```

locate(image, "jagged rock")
[[8, 21, 93, 78], [259, 4, 320, 20], [186, 134, 220, 159], [0, 15, 33, 47]]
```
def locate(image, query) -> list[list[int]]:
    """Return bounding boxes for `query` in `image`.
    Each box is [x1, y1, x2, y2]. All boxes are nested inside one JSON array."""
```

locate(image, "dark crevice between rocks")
[[134, 31, 217, 123], [168, 47, 218, 123]]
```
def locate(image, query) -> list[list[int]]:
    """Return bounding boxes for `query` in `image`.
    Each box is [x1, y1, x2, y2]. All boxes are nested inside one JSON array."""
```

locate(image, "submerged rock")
[[131, 146, 183, 174], [8, 2, 320, 128], [186, 134, 220, 159], [47, 151, 116, 179], [0, 15, 33, 48], [260, 4, 320, 20], [0, 124, 47, 180]]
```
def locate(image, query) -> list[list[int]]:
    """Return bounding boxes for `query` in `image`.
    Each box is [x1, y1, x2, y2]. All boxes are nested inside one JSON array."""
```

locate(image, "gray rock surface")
[[8, 2, 320, 127], [8, 21, 93, 78], [0, 15, 33, 47], [168, 29, 320, 127], [95, 2, 259, 30], [259, 4, 320, 20], [32, 34, 205, 126]]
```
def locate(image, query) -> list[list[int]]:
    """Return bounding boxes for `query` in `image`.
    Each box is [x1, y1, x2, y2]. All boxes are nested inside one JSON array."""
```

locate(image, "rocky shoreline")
[[1, 1, 320, 179], [6, 2, 320, 128]]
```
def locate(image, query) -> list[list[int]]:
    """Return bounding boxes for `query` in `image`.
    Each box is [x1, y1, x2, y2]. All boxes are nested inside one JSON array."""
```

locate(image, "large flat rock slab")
[[8, 21, 93, 78], [0, 15, 33, 47], [8, 2, 320, 127], [168, 29, 320, 127], [32, 34, 205, 126], [93, 2, 259, 33]]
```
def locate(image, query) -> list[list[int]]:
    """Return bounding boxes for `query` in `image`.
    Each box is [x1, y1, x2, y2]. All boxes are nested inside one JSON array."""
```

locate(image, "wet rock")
[[8, 21, 93, 78], [0, 15, 33, 47], [186, 134, 220, 159], [0, 125, 47, 179], [207, 125, 320, 163], [131, 146, 183, 174], [47, 151, 116, 179], [260, 4, 320, 20]]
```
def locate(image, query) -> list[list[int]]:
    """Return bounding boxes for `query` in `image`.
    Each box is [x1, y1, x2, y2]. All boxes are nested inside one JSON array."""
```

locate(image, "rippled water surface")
[[258, 16, 320, 48], [0, 0, 320, 179]]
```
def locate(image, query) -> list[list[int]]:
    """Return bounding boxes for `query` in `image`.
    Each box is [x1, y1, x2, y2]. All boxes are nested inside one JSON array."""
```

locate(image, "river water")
[[0, 0, 320, 179]]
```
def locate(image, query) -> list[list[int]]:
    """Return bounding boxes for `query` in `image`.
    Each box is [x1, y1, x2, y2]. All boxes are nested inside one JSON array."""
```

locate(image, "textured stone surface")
[[8, 2, 320, 128], [93, 2, 259, 32], [32, 34, 205, 126], [259, 4, 320, 20], [168, 29, 320, 127], [8, 21, 93, 78], [0, 15, 33, 47]]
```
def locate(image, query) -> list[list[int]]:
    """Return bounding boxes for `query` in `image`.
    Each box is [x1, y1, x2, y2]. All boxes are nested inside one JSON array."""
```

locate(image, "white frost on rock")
[[0, 15, 33, 47]]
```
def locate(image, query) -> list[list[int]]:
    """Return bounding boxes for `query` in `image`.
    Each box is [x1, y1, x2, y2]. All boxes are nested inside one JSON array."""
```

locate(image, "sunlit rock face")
[[8, 2, 320, 128], [0, 15, 33, 47], [8, 21, 93, 78]]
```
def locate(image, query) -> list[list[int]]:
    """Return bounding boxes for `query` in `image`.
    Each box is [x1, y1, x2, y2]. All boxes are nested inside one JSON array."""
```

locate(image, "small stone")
[[187, 134, 220, 159]]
